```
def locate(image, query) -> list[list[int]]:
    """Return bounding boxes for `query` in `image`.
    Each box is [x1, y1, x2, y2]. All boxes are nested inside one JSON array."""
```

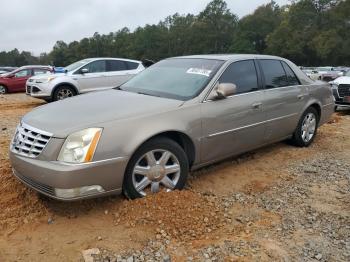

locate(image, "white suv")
[[26, 58, 146, 101]]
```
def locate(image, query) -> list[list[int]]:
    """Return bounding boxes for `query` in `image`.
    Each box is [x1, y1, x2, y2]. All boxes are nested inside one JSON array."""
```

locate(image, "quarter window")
[[260, 60, 288, 88], [81, 60, 106, 73], [281, 61, 300, 86], [218, 60, 259, 94], [126, 61, 139, 70], [107, 60, 128, 71]]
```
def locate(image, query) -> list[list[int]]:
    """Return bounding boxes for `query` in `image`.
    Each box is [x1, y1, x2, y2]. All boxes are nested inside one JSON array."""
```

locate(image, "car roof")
[[171, 54, 284, 61], [18, 65, 52, 69], [85, 57, 141, 63]]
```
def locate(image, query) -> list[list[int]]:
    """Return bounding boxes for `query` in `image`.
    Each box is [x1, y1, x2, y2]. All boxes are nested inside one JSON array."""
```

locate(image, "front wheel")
[[52, 86, 76, 101], [0, 85, 7, 94], [123, 137, 189, 199], [291, 107, 319, 147]]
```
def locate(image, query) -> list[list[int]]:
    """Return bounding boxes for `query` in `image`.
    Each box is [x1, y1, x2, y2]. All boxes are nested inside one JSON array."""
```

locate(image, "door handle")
[[297, 94, 304, 100], [252, 102, 262, 109]]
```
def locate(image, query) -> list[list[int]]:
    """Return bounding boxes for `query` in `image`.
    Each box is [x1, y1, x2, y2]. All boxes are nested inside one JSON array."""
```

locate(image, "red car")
[[0, 66, 53, 94]]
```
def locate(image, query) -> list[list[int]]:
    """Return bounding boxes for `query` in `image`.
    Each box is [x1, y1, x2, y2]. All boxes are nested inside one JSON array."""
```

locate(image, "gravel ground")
[[0, 94, 349, 262]]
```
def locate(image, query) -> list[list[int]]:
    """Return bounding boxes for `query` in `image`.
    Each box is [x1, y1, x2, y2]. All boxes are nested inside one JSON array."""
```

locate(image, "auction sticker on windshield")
[[186, 68, 212, 77]]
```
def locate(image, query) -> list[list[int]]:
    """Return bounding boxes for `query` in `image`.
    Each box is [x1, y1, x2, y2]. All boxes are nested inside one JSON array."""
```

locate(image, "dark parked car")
[[0, 66, 52, 94]]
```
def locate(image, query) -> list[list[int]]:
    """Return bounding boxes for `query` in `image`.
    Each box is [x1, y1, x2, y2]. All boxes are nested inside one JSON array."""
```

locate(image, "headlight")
[[58, 128, 102, 163], [36, 76, 56, 83]]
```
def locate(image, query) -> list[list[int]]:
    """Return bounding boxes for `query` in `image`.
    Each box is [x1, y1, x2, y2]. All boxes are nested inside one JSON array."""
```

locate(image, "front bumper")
[[10, 151, 128, 201], [26, 82, 52, 98], [332, 88, 350, 108]]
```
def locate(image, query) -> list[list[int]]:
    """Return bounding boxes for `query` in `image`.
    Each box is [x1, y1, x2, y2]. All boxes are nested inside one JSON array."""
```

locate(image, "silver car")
[[26, 58, 145, 101], [9, 54, 334, 200]]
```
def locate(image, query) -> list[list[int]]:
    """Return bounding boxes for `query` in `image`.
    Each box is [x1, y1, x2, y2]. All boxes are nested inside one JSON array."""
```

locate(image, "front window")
[[120, 58, 224, 100], [80, 60, 106, 73], [64, 59, 93, 72], [345, 70, 350, 77]]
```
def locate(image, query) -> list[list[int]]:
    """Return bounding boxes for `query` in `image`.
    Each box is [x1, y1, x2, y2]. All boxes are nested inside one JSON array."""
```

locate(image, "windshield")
[[1, 68, 18, 77], [120, 58, 224, 100], [345, 71, 350, 77], [64, 59, 93, 72]]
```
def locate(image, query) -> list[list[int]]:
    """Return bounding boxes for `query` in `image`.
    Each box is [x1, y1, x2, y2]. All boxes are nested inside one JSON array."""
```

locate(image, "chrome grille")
[[11, 123, 52, 158], [338, 84, 350, 98]]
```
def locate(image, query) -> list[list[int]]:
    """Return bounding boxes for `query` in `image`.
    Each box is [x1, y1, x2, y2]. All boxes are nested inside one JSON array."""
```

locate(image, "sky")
[[0, 0, 289, 55]]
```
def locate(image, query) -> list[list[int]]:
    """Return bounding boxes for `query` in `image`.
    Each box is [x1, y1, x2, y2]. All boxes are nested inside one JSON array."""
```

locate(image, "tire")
[[291, 107, 319, 147], [0, 85, 7, 94], [123, 137, 189, 199], [52, 85, 76, 101]]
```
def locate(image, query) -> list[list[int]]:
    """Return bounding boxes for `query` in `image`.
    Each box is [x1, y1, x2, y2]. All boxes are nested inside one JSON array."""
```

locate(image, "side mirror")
[[209, 83, 236, 100], [81, 68, 89, 74]]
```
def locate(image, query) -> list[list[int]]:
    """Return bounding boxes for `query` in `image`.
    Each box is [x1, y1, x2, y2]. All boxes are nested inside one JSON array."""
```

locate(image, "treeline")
[[0, 0, 349, 67]]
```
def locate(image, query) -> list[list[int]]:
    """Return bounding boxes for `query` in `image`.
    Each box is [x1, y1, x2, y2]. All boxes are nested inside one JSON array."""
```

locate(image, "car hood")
[[332, 76, 350, 84], [22, 90, 183, 138], [29, 72, 65, 80]]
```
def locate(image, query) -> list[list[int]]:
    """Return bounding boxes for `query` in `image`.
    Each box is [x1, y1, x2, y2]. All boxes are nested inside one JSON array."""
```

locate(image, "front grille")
[[13, 169, 55, 196], [11, 123, 52, 158], [338, 84, 350, 98]]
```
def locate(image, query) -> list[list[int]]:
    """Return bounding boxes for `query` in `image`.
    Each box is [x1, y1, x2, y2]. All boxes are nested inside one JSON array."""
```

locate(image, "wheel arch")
[[128, 130, 196, 169], [51, 82, 79, 97]]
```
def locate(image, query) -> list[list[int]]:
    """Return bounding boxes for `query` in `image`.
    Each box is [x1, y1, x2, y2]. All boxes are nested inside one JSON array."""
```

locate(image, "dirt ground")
[[0, 94, 349, 261]]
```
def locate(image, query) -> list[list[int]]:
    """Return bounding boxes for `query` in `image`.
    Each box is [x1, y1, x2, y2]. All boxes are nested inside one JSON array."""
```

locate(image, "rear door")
[[73, 60, 110, 93], [258, 59, 307, 142], [201, 59, 266, 163], [105, 60, 140, 87], [11, 69, 32, 92]]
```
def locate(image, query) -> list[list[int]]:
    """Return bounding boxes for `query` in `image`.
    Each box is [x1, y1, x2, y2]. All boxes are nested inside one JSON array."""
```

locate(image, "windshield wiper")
[[137, 92, 160, 97]]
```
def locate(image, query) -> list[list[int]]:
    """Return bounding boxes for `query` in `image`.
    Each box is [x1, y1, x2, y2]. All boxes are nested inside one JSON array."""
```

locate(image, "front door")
[[74, 60, 110, 93], [11, 69, 32, 91], [201, 60, 266, 164]]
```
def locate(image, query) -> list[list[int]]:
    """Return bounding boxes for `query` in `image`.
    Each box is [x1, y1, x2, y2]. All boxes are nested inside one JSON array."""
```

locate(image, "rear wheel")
[[123, 137, 189, 199], [291, 107, 319, 147], [53, 86, 76, 101], [0, 85, 7, 94]]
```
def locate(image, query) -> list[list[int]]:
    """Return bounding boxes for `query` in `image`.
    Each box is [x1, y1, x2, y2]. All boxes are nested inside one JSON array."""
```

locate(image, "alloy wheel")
[[57, 88, 73, 100], [301, 112, 316, 143], [0, 85, 6, 94], [132, 149, 181, 196]]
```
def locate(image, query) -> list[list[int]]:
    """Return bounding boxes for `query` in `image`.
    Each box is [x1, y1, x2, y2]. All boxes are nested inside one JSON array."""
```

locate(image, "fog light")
[[54, 185, 105, 199]]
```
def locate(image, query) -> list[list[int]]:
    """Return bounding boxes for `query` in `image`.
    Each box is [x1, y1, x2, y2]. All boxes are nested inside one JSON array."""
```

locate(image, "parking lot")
[[0, 93, 349, 261]]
